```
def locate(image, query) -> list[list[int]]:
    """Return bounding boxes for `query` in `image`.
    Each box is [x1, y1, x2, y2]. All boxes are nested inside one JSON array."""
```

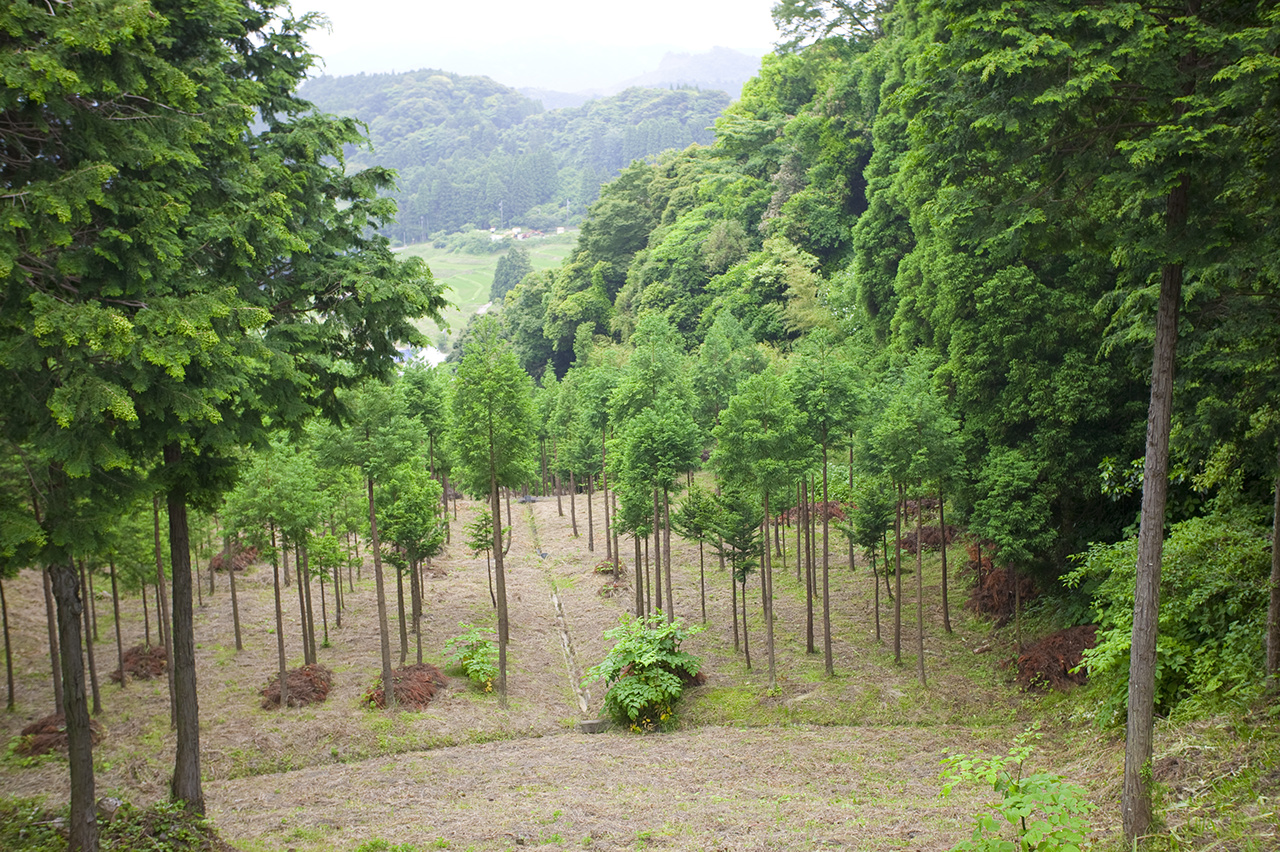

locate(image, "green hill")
[[300, 70, 734, 243]]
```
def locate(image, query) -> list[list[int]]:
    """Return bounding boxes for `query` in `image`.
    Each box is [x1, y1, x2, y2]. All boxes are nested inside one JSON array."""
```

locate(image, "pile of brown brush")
[[210, 544, 258, 572], [14, 713, 104, 756], [363, 663, 447, 710], [1014, 625, 1097, 691], [260, 664, 334, 709], [109, 643, 167, 683]]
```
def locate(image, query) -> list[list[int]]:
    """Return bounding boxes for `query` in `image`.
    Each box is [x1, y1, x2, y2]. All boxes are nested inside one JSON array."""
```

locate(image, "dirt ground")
[[1, 492, 1126, 851]]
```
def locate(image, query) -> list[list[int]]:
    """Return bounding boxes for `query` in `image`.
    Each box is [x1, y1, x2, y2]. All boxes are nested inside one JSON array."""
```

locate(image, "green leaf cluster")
[[444, 623, 499, 692], [585, 613, 705, 729]]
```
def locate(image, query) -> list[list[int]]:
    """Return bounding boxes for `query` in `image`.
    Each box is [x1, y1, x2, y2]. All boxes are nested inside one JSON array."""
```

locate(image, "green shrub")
[[941, 727, 1095, 851], [1064, 514, 1271, 721], [444, 623, 499, 692], [585, 612, 704, 730]]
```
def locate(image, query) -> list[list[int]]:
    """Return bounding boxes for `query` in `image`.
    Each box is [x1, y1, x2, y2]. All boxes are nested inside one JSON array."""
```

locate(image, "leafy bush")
[[941, 727, 1095, 851], [444, 623, 499, 692], [585, 612, 704, 730], [1064, 514, 1271, 720]]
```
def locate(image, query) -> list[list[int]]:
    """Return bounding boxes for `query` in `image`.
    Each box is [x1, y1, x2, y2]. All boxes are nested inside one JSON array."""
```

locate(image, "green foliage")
[[0, 797, 230, 852], [491, 246, 534, 303], [585, 613, 705, 730], [444, 623, 499, 692], [1064, 515, 1272, 720], [941, 727, 1095, 852]]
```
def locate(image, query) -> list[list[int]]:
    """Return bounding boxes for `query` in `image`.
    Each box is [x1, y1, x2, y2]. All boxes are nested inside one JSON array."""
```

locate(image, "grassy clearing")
[[400, 233, 576, 344]]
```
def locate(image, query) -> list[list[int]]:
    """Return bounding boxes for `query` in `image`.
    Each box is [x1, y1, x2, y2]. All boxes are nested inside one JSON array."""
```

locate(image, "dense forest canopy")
[[301, 69, 732, 241]]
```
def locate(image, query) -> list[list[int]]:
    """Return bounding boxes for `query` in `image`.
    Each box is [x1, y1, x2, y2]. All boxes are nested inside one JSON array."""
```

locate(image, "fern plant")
[[585, 612, 704, 730]]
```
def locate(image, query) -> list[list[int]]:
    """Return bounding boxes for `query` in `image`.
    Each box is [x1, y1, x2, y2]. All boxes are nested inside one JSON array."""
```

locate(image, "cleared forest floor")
[[1, 492, 1270, 851]]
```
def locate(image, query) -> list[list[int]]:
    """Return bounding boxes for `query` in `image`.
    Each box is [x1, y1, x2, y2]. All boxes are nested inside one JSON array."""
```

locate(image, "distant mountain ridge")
[[300, 67, 736, 243]]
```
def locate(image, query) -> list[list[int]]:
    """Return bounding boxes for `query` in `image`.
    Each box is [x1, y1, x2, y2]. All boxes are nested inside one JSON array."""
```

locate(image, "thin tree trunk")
[[602, 425, 611, 561], [634, 534, 643, 618], [368, 475, 394, 709], [699, 541, 707, 624], [411, 558, 422, 665], [644, 535, 651, 616], [663, 488, 673, 621], [894, 484, 903, 665], [141, 582, 151, 649], [43, 567, 63, 713], [442, 473, 451, 544], [270, 524, 288, 708], [587, 474, 594, 552], [1267, 442, 1280, 687], [1123, 190, 1184, 838], [87, 568, 98, 641], [872, 546, 881, 643], [294, 542, 309, 665], [822, 439, 832, 676], [741, 577, 751, 669], [153, 498, 175, 728], [333, 558, 342, 630], [940, 491, 952, 634], [51, 558, 97, 851], [796, 481, 803, 583], [805, 475, 815, 654], [569, 471, 578, 537], [554, 437, 563, 518], [396, 558, 408, 666], [612, 493, 621, 577], [165, 449, 204, 813], [652, 487, 662, 616], [540, 436, 548, 496], [226, 531, 242, 651], [78, 561, 101, 715], [763, 491, 775, 691], [491, 472, 509, 709], [2, 577, 14, 711], [731, 563, 739, 652], [301, 546, 316, 662], [108, 561, 124, 688], [915, 487, 926, 688], [319, 553, 329, 648]]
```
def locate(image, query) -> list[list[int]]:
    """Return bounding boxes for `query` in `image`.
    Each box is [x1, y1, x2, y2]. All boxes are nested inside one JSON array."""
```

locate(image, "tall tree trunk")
[[302, 546, 317, 663], [1267, 442, 1280, 688], [411, 558, 422, 665], [822, 438, 832, 676], [319, 553, 329, 649], [940, 490, 952, 634], [153, 498, 175, 728], [731, 561, 739, 652], [663, 488, 673, 621], [602, 425, 611, 560], [652, 487, 662, 615], [87, 568, 98, 641], [741, 576, 751, 669], [78, 561, 101, 715], [293, 542, 309, 665], [270, 524, 287, 708], [540, 437, 548, 497], [368, 475, 394, 709], [165, 446, 204, 814], [763, 491, 775, 691], [805, 475, 815, 654], [108, 561, 124, 688], [698, 540, 707, 624], [872, 545, 881, 643], [2, 577, 14, 711], [396, 558, 408, 666], [587, 474, 594, 552], [141, 582, 151, 649], [51, 558, 97, 851], [915, 486, 926, 688], [569, 471, 578, 537], [441, 473, 451, 544], [491, 473, 509, 709], [894, 484, 903, 665], [612, 494, 621, 577], [226, 531, 242, 651], [796, 481, 803, 583], [554, 438, 563, 518], [634, 534, 643, 618], [1124, 177, 1185, 839], [43, 567, 63, 712]]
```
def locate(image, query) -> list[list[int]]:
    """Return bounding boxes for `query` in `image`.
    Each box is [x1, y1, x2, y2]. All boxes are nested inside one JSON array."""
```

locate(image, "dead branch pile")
[[109, 643, 167, 683], [779, 501, 848, 524], [15, 713, 105, 756], [364, 662, 447, 710], [1015, 625, 1096, 691], [210, 544, 258, 573], [902, 524, 960, 554], [260, 663, 334, 709], [967, 567, 1037, 626]]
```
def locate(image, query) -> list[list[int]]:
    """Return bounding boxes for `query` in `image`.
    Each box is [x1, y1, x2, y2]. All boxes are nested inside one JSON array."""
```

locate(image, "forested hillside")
[[300, 70, 732, 242]]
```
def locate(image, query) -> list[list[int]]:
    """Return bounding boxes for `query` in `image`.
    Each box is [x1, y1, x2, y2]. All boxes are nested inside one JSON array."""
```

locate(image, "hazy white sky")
[[291, 0, 781, 90]]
